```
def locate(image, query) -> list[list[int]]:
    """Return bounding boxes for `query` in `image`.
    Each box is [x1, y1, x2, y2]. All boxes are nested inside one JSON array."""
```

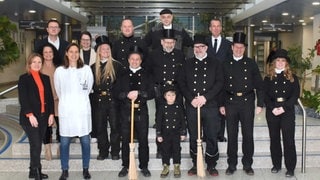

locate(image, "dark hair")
[[47, 19, 61, 28], [63, 43, 84, 69], [38, 43, 59, 66], [80, 31, 92, 40], [209, 18, 222, 27]]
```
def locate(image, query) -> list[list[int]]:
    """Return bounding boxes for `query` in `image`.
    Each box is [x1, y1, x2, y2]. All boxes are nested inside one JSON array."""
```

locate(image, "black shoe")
[[141, 168, 151, 177], [225, 167, 236, 175], [59, 170, 69, 180], [187, 166, 197, 176], [156, 151, 162, 159], [111, 154, 120, 160], [217, 136, 227, 142], [207, 167, 219, 176], [83, 168, 91, 179], [285, 170, 294, 177], [97, 154, 108, 160], [243, 167, 254, 175], [29, 168, 49, 179], [271, 167, 281, 173], [118, 167, 128, 177]]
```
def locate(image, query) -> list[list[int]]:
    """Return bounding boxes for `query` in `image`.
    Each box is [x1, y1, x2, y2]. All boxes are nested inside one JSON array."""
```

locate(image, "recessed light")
[[299, 19, 304, 22], [312, 2, 320, 5], [28, 9, 36, 13], [282, 12, 289, 16], [310, 17, 314, 20], [250, 24, 255, 27], [0, 0, 5, 2], [262, 20, 268, 23], [302, 22, 307, 26]]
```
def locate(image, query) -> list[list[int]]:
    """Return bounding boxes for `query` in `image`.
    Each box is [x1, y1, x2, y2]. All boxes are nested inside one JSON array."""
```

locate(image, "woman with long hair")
[[264, 49, 300, 178], [54, 43, 93, 180]]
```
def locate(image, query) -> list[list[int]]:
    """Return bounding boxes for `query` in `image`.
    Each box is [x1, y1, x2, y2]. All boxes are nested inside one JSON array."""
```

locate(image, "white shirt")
[[48, 36, 60, 50], [54, 65, 93, 137]]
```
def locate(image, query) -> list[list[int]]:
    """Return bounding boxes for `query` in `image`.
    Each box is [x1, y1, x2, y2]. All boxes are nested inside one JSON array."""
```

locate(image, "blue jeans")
[[60, 135, 91, 170]]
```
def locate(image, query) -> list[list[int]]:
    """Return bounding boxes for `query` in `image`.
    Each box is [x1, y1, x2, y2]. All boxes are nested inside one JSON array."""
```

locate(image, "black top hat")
[[160, 8, 173, 15], [272, 49, 291, 63], [193, 34, 208, 46], [128, 45, 144, 60], [163, 84, 176, 95], [162, 29, 176, 40], [232, 32, 247, 45], [94, 35, 111, 52]]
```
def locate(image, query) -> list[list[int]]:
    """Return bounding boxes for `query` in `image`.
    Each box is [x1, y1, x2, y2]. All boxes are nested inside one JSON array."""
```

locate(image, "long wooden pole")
[[197, 94, 205, 177], [128, 100, 137, 180]]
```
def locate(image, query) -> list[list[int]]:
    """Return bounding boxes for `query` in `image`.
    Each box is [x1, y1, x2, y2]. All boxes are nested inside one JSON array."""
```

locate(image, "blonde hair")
[[94, 45, 116, 85], [26, 53, 43, 73], [266, 58, 294, 82]]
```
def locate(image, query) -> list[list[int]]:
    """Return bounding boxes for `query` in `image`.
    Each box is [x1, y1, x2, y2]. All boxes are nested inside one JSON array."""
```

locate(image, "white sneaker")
[[91, 138, 97, 143]]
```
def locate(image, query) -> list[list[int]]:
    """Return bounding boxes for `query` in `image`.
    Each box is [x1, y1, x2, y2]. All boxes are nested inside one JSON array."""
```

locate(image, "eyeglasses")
[[194, 45, 206, 49], [48, 26, 59, 29]]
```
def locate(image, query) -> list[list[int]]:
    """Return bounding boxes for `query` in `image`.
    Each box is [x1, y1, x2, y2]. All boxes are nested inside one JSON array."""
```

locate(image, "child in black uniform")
[[156, 85, 186, 178]]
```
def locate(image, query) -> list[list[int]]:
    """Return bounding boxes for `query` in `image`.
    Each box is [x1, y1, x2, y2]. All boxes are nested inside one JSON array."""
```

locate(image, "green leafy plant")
[[301, 90, 320, 113], [0, 15, 20, 71], [287, 45, 315, 94]]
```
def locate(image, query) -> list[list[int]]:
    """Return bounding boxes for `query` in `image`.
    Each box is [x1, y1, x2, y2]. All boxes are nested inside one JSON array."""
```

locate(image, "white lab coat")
[[54, 65, 93, 137]]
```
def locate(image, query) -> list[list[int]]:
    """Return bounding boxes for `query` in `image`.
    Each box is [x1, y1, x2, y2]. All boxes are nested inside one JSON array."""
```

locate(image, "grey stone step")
[[0, 154, 319, 172]]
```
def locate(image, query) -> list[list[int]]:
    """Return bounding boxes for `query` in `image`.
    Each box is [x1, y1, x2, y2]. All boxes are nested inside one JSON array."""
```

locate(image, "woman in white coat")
[[54, 43, 94, 180]]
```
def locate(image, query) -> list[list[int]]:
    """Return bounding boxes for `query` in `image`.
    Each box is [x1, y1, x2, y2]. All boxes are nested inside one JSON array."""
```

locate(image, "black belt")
[[275, 97, 286, 102], [226, 90, 253, 97]]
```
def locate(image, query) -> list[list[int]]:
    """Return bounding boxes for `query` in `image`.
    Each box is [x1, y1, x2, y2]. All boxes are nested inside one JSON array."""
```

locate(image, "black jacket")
[[18, 73, 54, 126]]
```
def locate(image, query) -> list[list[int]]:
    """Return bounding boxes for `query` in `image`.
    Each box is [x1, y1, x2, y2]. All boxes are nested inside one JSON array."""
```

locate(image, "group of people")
[[18, 8, 300, 180]]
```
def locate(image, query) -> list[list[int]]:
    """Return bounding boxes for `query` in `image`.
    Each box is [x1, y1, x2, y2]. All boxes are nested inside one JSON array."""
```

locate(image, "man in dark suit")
[[206, 18, 232, 142], [34, 19, 69, 66], [219, 32, 264, 176]]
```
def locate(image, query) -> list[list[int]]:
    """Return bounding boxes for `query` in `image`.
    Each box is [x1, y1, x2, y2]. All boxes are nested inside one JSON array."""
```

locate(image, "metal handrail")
[[0, 85, 18, 97], [297, 98, 306, 173]]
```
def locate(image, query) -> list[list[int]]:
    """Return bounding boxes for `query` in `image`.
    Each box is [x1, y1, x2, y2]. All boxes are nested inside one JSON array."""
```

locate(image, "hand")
[[256, 107, 263, 115], [219, 106, 226, 116], [48, 115, 54, 126], [157, 136, 163, 143], [197, 95, 207, 107], [127, 90, 138, 100], [272, 107, 284, 116], [180, 135, 186, 141], [29, 115, 38, 128]]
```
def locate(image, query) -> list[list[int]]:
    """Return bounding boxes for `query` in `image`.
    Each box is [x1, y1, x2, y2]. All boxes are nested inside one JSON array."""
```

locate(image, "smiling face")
[[98, 44, 111, 60], [128, 53, 142, 69], [209, 19, 222, 38], [29, 56, 43, 72], [161, 38, 176, 52], [66, 45, 80, 65], [193, 43, 208, 58], [42, 46, 54, 61], [275, 57, 287, 70], [121, 19, 134, 37], [160, 14, 173, 26], [80, 34, 92, 50], [232, 43, 246, 58]]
